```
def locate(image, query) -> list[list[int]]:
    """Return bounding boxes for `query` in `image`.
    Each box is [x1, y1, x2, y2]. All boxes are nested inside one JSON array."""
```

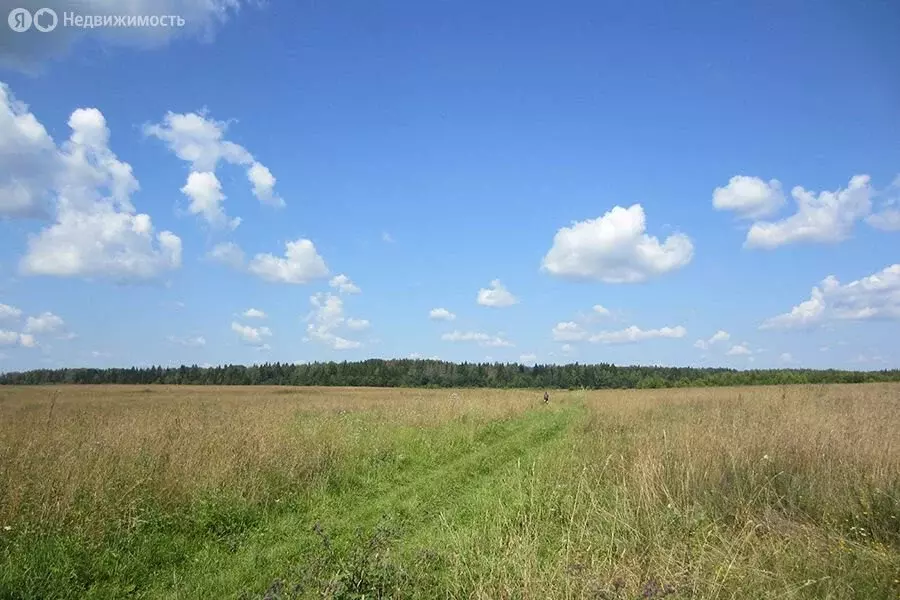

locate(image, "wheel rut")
[[145, 404, 580, 598]]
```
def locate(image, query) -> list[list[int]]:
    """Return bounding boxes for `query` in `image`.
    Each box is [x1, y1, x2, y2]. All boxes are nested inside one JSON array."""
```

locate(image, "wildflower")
[[2, 525, 10, 531]]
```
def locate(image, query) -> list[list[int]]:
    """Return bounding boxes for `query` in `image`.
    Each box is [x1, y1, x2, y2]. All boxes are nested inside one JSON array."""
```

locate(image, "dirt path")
[[145, 404, 580, 598]]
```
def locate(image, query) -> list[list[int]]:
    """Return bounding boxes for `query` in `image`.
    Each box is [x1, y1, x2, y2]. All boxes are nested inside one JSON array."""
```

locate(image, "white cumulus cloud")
[[0, 83, 57, 218], [144, 110, 252, 172], [709, 330, 731, 344], [592, 304, 611, 316], [305, 292, 367, 350], [476, 279, 518, 307], [243, 308, 266, 319], [693, 329, 730, 350], [231, 321, 271, 347], [745, 175, 872, 249], [329, 274, 361, 294], [519, 353, 537, 365], [552, 321, 587, 342], [726, 344, 752, 356], [0, 331, 19, 345], [22, 208, 182, 281], [247, 162, 284, 208], [3, 91, 181, 281], [208, 239, 330, 285], [713, 176, 785, 219], [541, 204, 693, 283], [145, 110, 284, 230], [441, 330, 514, 348], [429, 308, 456, 321], [24, 312, 65, 334], [761, 263, 900, 329], [866, 176, 900, 231], [0, 330, 36, 348], [247, 239, 329, 284], [346, 318, 370, 330], [180, 171, 240, 229], [0, 303, 22, 321], [589, 325, 686, 344], [207, 241, 245, 269], [867, 210, 900, 231], [761, 288, 826, 329]]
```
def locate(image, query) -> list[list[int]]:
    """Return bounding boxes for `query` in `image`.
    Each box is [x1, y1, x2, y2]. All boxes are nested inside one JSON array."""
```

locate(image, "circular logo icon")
[[33, 7, 57, 32], [8, 8, 32, 32]]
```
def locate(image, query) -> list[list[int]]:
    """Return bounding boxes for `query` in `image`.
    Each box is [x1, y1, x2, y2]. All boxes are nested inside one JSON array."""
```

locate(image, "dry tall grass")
[[581, 384, 898, 530], [0, 385, 530, 536], [1, 383, 898, 599], [452, 384, 900, 598]]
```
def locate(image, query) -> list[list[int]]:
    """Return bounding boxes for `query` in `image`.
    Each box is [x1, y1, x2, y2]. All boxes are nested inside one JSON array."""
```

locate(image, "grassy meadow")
[[0, 384, 898, 599]]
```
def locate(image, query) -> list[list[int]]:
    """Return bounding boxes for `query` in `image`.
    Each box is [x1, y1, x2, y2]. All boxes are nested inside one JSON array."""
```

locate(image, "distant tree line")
[[1, 359, 898, 389]]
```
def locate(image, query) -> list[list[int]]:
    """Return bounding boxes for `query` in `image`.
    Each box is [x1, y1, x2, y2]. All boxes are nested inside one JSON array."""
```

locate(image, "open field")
[[1, 384, 898, 599]]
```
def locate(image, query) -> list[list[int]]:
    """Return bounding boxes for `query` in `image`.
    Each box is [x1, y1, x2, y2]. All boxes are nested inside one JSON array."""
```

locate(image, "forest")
[[1, 359, 898, 389]]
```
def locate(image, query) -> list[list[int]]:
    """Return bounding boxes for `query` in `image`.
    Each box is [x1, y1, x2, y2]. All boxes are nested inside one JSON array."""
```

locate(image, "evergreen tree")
[[2, 360, 899, 389]]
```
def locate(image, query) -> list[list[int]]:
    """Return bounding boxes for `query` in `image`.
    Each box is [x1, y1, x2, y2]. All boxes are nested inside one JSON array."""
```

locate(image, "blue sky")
[[1, 0, 899, 371]]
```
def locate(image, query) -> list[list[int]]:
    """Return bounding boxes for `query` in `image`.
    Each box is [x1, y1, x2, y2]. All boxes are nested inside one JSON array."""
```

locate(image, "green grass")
[[123, 404, 576, 599], [1, 385, 898, 599]]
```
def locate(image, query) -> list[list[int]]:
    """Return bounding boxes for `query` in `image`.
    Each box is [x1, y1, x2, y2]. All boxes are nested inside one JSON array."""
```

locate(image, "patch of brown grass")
[[546, 383, 900, 597], [0, 385, 531, 533], [2, 383, 898, 598]]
